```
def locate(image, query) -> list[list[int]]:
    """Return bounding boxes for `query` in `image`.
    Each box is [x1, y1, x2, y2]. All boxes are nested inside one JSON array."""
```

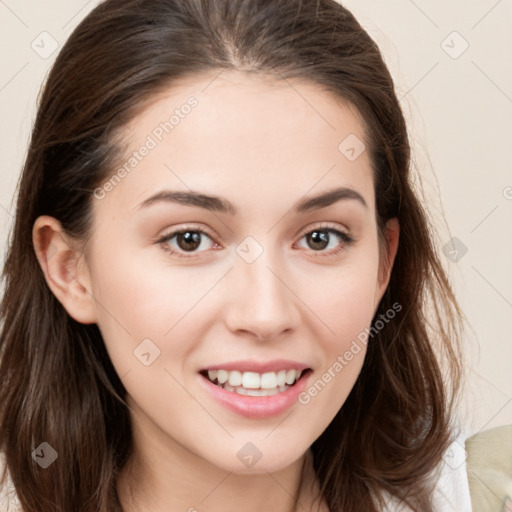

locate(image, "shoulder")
[[420, 423, 512, 512], [429, 425, 475, 511], [0, 453, 23, 512], [380, 423, 475, 511], [465, 424, 512, 512]]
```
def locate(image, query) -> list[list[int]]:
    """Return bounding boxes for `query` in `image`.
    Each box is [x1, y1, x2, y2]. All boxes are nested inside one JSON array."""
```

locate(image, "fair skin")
[[33, 70, 399, 511]]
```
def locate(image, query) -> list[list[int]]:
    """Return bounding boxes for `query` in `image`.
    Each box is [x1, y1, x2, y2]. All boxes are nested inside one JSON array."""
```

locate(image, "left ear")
[[374, 217, 400, 310], [32, 215, 98, 324]]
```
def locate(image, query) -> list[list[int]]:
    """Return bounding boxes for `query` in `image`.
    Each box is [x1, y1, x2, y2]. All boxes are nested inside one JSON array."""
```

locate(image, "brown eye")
[[157, 227, 217, 257], [306, 230, 330, 251], [296, 225, 355, 258], [175, 231, 202, 251]]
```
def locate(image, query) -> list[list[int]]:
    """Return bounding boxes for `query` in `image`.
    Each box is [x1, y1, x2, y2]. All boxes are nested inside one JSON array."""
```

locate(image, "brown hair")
[[0, 0, 465, 510]]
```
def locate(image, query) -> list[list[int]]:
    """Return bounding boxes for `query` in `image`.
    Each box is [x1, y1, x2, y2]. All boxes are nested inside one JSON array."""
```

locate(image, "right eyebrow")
[[136, 190, 236, 214]]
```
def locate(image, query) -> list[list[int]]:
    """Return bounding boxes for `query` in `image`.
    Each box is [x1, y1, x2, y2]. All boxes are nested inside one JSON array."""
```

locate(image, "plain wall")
[[1, 0, 511, 435]]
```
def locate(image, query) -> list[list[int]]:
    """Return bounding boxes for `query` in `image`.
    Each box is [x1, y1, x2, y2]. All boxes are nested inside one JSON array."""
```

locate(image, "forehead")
[[126, 69, 370, 151], [97, 69, 374, 216]]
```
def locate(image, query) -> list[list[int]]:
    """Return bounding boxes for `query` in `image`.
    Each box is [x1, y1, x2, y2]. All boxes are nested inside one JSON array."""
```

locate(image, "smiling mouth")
[[199, 368, 312, 397]]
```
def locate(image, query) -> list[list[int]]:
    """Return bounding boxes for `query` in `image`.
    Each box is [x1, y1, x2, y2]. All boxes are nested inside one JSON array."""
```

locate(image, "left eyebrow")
[[135, 186, 368, 214], [294, 186, 368, 213]]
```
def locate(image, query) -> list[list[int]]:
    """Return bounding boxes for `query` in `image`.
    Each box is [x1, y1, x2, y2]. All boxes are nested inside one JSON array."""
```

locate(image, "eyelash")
[[155, 223, 355, 259]]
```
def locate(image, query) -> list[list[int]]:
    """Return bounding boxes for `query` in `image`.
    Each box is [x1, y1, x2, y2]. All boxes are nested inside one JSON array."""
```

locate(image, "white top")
[[0, 428, 474, 511], [382, 426, 474, 511], [0, 461, 21, 512]]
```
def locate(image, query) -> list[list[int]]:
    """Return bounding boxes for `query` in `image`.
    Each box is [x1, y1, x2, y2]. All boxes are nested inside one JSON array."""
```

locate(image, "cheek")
[[294, 256, 379, 406], [88, 247, 207, 373], [316, 281, 374, 381], [302, 258, 379, 349], [296, 269, 378, 425]]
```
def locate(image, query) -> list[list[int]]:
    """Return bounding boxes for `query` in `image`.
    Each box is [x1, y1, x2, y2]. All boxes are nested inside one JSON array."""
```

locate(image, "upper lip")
[[201, 359, 311, 373]]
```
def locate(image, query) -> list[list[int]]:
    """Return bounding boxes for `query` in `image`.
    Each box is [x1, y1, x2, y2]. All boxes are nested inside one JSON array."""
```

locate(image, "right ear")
[[32, 215, 98, 324]]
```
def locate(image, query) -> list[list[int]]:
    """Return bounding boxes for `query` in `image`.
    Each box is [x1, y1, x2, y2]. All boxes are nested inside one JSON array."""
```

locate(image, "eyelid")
[[156, 223, 217, 242], [295, 221, 351, 240]]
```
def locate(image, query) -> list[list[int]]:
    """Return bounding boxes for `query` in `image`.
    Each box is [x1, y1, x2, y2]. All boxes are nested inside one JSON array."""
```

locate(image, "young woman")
[[0, 0, 476, 510]]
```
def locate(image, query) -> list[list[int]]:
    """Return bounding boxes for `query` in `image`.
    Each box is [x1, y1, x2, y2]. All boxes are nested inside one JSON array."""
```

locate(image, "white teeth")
[[217, 369, 229, 384], [285, 369, 297, 385], [276, 370, 286, 387], [260, 372, 277, 389], [246, 387, 281, 396], [228, 370, 243, 387], [242, 371, 260, 389], [204, 368, 306, 394]]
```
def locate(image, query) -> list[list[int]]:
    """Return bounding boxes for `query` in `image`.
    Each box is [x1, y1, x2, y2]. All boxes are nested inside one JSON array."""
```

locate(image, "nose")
[[223, 246, 301, 341]]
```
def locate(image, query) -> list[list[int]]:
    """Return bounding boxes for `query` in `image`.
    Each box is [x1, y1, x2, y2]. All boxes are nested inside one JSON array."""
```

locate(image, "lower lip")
[[198, 371, 311, 419]]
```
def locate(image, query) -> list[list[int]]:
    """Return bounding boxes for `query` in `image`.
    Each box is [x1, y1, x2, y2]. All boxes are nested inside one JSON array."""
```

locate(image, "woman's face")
[[77, 70, 399, 473]]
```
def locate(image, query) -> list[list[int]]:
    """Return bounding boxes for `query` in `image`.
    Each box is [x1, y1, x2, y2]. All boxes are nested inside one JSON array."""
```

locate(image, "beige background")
[[1, 0, 511, 434]]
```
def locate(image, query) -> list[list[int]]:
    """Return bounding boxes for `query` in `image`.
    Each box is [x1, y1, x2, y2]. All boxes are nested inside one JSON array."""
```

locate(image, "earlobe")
[[32, 215, 97, 324], [374, 217, 400, 308]]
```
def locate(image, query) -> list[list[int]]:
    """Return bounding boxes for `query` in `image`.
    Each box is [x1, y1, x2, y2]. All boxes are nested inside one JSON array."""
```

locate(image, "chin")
[[203, 441, 309, 475]]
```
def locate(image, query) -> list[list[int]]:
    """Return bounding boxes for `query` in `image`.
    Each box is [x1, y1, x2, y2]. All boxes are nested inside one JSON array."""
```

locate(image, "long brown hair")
[[0, 1, 466, 510]]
